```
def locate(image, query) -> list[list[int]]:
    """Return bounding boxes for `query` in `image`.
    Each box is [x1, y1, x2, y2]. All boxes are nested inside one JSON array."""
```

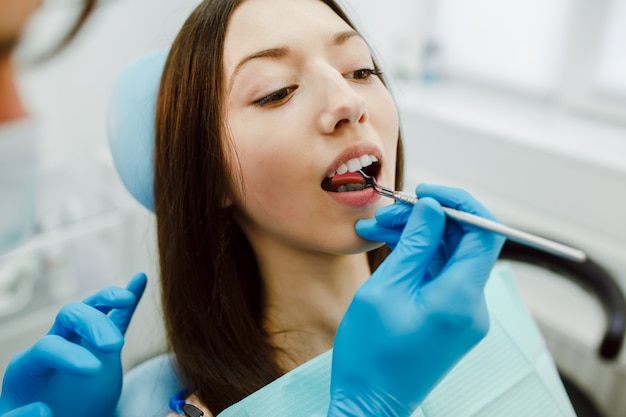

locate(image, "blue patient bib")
[[217, 263, 577, 417]]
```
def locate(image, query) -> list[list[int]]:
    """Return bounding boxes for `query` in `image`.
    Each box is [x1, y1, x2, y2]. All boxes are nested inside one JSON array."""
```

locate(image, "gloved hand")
[[0, 272, 147, 417], [328, 184, 505, 417], [0, 403, 51, 417]]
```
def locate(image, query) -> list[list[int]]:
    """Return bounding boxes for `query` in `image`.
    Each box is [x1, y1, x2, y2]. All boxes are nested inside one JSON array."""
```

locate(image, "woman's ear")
[[222, 195, 233, 208]]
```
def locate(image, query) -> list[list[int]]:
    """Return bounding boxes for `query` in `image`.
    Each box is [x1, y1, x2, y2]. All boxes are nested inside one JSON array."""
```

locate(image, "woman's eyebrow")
[[233, 46, 291, 78], [332, 30, 362, 46], [229, 46, 290, 91], [229, 30, 364, 90]]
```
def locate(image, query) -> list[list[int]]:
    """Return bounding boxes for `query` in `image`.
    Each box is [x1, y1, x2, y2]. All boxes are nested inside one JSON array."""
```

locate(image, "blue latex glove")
[[328, 184, 505, 417], [354, 202, 410, 250], [0, 272, 147, 417]]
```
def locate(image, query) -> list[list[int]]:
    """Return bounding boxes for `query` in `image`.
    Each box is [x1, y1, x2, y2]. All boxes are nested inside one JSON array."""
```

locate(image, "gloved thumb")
[[109, 272, 147, 335], [355, 203, 411, 249], [370, 197, 446, 289]]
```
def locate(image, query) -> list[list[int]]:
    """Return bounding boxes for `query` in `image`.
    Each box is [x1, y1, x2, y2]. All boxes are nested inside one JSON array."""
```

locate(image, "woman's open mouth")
[[321, 155, 381, 192]]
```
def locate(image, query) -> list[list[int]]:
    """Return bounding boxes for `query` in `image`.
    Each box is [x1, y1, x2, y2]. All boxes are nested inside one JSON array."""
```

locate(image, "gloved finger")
[[416, 183, 499, 263], [355, 218, 402, 249], [416, 183, 499, 222], [355, 204, 412, 248], [371, 197, 446, 289], [441, 216, 464, 247], [82, 286, 136, 315], [417, 184, 504, 290], [48, 302, 124, 353], [373, 203, 412, 229], [433, 221, 504, 295], [8, 335, 101, 380], [0, 403, 52, 417], [427, 239, 450, 278], [108, 272, 147, 335], [433, 229, 504, 301]]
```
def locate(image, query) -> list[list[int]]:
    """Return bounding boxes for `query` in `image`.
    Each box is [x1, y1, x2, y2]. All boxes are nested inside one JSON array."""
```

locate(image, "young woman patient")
[[155, 0, 504, 415]]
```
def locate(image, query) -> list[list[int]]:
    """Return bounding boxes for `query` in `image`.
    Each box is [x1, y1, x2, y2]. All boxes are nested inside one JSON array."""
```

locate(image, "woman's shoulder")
[[166, 394, 213, 417]]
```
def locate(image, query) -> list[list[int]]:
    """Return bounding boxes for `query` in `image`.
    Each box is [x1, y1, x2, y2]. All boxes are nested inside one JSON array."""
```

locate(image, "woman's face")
[[223, 0, 399, 255]]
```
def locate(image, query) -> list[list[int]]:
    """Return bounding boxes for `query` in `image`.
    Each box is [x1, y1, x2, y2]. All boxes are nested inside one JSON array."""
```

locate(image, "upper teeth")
[[330, 154, 378, 177]]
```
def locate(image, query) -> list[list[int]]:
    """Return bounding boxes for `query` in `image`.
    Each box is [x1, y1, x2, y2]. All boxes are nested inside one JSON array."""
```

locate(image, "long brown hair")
[[154, 0, 405, 412]]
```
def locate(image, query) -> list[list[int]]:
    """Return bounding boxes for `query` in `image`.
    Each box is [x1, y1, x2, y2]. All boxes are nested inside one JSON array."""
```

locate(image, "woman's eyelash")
[[252, 67, 380, 107], [348, 67, 382, 81], [254, 86, 298, 107]]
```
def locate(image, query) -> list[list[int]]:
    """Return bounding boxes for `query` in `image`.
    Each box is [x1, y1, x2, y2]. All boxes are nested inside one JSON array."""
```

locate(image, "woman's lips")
[[325, 186, 381, 207], [320, 146, 383, 206], [321, 164, 383, 207]]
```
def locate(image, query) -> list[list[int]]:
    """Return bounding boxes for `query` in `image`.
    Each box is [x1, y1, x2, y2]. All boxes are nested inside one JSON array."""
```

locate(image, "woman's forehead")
[[223, 0, 354, 71]]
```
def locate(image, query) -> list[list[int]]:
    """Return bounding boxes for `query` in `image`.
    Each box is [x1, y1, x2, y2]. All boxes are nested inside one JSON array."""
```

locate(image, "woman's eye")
[[347, 67, 381, 81], [254, 86, 297, 107]]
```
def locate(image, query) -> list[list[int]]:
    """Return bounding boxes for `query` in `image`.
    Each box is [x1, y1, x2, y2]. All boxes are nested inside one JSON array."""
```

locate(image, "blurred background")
[[1, 1, 624, 416], [1, 0, 200, 390]]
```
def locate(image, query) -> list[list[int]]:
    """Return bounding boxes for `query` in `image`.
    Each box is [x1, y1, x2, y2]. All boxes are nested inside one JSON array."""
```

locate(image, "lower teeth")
[[337, 184, 365, 192]]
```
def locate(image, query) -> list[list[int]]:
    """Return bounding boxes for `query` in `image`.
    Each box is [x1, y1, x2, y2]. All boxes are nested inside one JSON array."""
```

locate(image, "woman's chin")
[[347, 238, 386, 255]]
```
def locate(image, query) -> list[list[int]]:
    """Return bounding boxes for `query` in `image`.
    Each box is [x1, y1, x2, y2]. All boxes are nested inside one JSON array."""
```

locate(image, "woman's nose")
[[317, 71, 368, 134]]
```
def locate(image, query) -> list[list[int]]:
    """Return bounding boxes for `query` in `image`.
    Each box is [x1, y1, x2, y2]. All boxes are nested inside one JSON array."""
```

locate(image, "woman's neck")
[[0, 55, 28, 123], [259, 247, 372, 372]]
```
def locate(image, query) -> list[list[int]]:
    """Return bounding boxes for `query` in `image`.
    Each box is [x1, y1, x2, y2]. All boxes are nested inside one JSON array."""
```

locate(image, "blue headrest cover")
[[107, 50, 168, 212]]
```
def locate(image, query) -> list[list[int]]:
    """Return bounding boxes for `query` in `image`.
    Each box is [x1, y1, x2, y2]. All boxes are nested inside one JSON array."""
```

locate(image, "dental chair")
[[116, 353, 181, 417], [500, 239, 626, 417], [108, 51, 625, 417]]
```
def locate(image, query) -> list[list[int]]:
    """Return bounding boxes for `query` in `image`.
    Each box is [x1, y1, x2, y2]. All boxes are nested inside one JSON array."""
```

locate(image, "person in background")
[[0, 0, 96, 254], [0, 1, 146, 416], [0, 0, 45, 255]]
